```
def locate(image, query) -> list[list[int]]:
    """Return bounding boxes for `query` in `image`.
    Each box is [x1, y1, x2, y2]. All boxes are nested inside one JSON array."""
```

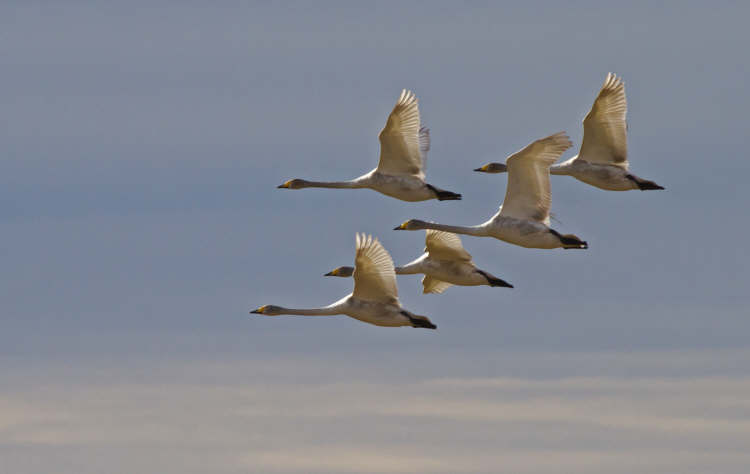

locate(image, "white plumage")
[[474, 74, 664, 191], [251, 234, 436, 329], [277, 90, 461, 202], [325, 230, 513, 293], [396, 133, 588, 250]]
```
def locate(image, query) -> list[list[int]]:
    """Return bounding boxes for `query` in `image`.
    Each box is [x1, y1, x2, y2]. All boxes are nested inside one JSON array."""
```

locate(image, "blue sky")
[[2, 2, 749, 473]]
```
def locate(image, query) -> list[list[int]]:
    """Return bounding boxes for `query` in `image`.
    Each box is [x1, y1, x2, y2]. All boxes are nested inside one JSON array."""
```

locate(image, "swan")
[[395, 132, 588, 250], [277, 90, 461, 202], [474, 73, 664, 191], [251, 233, 436, 329], [325, 230, 513, 293]]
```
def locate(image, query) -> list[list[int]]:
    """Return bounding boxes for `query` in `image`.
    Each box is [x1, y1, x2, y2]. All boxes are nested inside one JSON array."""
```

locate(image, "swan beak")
[[324, 269, 339, 276], [474, 164, 489, 172], [393, 221, 408, 230], [277, 181, 291, 189], [250, 305, 266, 314]]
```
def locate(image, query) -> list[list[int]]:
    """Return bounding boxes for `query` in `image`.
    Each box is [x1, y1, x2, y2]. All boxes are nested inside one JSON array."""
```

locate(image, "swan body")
[[251, 234, 436, 329], [326, 230, 513, 293], [474, 73, 664, 192], [278, 90, 461, 202], [397, 132, 588, 250]]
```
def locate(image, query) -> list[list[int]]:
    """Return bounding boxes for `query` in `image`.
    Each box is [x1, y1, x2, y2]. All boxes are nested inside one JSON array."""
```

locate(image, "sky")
[[2, 1, 749, 473]]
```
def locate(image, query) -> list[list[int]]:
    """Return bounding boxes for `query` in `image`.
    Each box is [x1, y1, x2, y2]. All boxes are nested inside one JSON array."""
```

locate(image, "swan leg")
[[425, 184, 462, 201], [475, 270, 513, 288], [400, 310, 437, 329], [549, 229, 588, 249], [626, 174, 665, 191]]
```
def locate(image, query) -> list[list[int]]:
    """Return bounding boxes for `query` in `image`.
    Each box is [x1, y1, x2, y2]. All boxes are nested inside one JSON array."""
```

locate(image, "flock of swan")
[[252, 73, 663, 329]]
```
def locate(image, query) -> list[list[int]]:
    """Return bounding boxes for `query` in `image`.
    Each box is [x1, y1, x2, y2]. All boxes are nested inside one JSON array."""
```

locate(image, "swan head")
[[277, 179, 309, 189], [474, 162, 507, 173], [394, 219, 428, 231], [324, 266, 354, 277], [250, 305, 283, 315]]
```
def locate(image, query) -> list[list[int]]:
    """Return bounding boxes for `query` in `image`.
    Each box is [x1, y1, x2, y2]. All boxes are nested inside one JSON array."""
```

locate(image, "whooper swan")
[[475, 74, 664, 191], [396, 132, 588, 250], [277, 90, 461, 202], [326, 230, 512, 293], [251, 233, 436, 329]]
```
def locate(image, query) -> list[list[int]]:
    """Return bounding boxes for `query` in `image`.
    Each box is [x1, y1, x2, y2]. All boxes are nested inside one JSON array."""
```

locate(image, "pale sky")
[[2, 2, 749, 473]]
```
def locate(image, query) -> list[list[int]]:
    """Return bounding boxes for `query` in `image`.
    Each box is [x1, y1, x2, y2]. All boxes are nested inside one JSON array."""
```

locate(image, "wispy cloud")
[[2, 352, 750, 474]]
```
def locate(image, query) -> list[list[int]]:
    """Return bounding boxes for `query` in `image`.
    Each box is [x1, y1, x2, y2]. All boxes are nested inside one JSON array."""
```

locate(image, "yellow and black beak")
[[250, 305, 267, 314], [474, 164, 490, 172], [277, 180, 292, 189], [324, 268, 339, 276], [393, 221, 409, 230]]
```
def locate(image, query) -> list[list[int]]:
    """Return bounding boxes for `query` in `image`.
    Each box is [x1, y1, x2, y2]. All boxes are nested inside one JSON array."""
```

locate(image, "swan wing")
[[578, 73, 628, 167], [499, 132, 572, 224], [422, 275, 454, 295], [377, 89, 426, 178], [424, 229, 472, 262], [353, 233, 399, 304]]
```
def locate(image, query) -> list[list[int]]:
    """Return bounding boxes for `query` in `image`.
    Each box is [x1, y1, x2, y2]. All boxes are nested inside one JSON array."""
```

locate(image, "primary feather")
[[579, 73, 628, 167], [500, 132, 573, 225], [353, 233, 399, 304], [377, 89, 426, 178]]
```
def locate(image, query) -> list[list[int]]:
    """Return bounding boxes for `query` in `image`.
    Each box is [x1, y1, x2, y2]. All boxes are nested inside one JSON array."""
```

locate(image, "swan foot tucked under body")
[[547, 229, 588, 249], [400, 310, 437, 329], [625, 174, 664, 191], [474, 269, 513, 287], [424, 184, 462, 201]]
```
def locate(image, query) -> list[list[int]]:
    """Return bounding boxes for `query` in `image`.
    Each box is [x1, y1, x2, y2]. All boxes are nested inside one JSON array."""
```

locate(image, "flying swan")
[[474, 73, 664, 191], [251, 233, 436, 329], [277, 90, 461, 201], [395, 132, 588, 249], [325, 229, 513, 293]]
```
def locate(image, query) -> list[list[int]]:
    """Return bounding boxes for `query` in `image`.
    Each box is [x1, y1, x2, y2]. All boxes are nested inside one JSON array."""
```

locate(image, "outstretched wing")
[[424, 229, 472, 262], [422, 275, 453, 295], [352, 233, 399, 304], [578, 73, 628, 167], [377, 89, 426, 178], [499, 132, 573, 225]]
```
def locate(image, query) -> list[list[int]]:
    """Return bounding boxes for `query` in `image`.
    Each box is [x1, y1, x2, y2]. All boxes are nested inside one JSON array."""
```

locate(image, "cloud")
[[2, 352, 750, 474]]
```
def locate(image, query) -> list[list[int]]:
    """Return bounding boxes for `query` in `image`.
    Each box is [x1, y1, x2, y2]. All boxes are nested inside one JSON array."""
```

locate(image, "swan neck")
[[395, 263, 421, 275], [276, 306, 341, 316], [396, 255, 428, 274], [420, 222, 486, 236], [549, 164, 568, 175], [302, 180, 362, 189]]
